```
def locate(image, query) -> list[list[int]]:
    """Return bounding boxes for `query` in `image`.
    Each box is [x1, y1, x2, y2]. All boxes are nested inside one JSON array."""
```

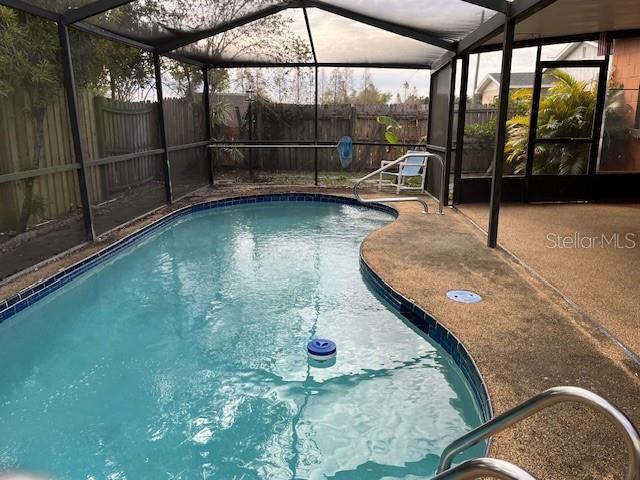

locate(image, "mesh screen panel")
[[162, 59, 209, 196], [599, 88, 640, 172], [307, 8, 445, 65], [209, 67, 317, 182], [69, 30, 167, 234], [533, 144, 591, 175], [426, 65, 451, 197], [16, 0, 94, 14], [541, 42, 604, 61], [86, 0, 285, 44], [429, 66, 452, 147], [322, 0, 498, 42], [317, 67, 428, 188], [169, 147, 209, 197], [0, 10, 86, 279], [461, 48, 539, 178], [208, 69, 251, 176], [599, 39, 640, 174], [0, 178, 86, 280], [175, 9, 312, 65]]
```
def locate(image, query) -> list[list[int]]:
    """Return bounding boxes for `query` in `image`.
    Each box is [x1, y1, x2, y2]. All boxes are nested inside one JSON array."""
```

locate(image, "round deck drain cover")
[[447, 290, 482, 304]]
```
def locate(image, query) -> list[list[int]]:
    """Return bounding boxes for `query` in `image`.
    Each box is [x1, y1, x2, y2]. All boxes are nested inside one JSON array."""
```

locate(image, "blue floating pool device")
[[307, 338, 337, 361]]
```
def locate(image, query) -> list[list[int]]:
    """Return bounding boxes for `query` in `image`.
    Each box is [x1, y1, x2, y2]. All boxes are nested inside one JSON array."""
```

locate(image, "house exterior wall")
[[561, 43, 600, 84], [605, 37, 640, 171], [480, 86, 550, 106], [562, 43, 599, 60], [481, 85, 500, 105], [612, 38, 640, 91]]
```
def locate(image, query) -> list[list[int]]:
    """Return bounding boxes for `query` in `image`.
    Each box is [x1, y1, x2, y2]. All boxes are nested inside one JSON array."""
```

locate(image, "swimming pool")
[[0, 196, 486, 479]]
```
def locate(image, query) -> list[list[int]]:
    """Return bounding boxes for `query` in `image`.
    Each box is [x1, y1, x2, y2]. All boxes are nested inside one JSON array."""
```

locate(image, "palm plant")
[[506, 69, 597, 175]]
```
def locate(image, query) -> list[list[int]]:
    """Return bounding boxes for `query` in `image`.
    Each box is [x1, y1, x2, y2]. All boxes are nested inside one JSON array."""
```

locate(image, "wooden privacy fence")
[[84, 95, 164, 204], [464, 105, 498, 125], [0, 90, 497, 231], [217, 102, 498, 172], [218, 102, 429, 172], [0, 90, 206, 231], [0, 91, 82, 232]]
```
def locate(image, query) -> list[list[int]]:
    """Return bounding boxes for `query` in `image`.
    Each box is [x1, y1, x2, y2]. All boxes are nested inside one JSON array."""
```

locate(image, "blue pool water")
[[0, 202, 484, 479]]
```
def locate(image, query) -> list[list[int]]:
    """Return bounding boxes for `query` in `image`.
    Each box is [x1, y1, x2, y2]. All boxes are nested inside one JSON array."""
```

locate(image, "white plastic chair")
[[378, 154, 428, 194]]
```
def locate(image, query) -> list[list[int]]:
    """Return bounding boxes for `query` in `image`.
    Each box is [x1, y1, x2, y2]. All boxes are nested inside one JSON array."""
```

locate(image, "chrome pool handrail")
[[430, 458, 537, 480], [353, 151, 445, 214], [436, 386, 640, 480]]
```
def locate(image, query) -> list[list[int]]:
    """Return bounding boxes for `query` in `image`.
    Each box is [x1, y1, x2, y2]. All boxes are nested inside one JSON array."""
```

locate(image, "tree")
[[150, 0, 311, 103], [505, 70, 596, 174], [322, 68, 354, 104], [0, 7, 151, 232], [353, 83, 391, 105]]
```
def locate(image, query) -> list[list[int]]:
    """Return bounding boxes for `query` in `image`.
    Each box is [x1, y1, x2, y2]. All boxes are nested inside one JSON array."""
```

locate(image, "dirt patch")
[[0, 182, 169, 281], [0, 173, 379, 283]]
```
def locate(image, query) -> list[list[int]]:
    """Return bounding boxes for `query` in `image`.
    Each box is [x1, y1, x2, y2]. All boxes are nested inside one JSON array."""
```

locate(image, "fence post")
[[153, 52, 172, 203], [57, 22, 95, 242], [202, 66, 213, 185]]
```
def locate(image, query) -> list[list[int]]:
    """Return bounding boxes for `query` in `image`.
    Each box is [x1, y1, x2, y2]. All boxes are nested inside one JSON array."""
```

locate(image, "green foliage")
[[464, 118, 497, 157], [505, 69, 597, 174], [0, 7, 59, 107], [353, 83, 392, 105], [0, 6, 152, 232], [464, 70, 604, 175], [377, 115, 401, 145], [465, 117, 497, 138], [376, 115, 401, 128], [0, 6, 151, 102]]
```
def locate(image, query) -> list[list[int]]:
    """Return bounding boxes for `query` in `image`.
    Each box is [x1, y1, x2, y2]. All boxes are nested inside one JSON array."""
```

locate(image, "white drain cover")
[[447, 290, 482, 304]]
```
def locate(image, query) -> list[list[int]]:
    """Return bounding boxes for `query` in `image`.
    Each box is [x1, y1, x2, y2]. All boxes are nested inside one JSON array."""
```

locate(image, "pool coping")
[[0, 191, 492, 426]]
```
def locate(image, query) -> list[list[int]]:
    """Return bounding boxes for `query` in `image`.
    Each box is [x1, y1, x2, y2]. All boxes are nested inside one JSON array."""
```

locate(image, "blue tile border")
[[359, 254, 493, 424], [0, 191, 492, 426]]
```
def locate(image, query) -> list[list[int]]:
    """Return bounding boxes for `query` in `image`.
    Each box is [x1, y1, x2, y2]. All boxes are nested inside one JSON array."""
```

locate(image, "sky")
[[216, 3, 573, 106], [329, 43, 567, 103], [221, 43, 568, 105], [270, 6, 569, 102]]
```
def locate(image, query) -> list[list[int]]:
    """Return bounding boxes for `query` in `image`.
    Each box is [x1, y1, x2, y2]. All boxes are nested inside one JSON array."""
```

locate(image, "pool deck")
[[459, 202, 640, 358], [1, 184, 639, 480]]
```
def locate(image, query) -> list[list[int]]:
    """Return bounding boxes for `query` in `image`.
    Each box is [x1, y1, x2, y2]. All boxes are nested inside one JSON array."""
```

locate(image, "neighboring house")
[[475, 72, 555, 105], [555, 41, 599, 61], [554, 41, 601, 83], [474, 41, 600, 105]]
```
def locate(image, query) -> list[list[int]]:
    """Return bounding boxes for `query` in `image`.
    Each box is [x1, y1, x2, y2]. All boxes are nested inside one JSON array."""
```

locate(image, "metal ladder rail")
[[431, 458, 537, 480], [436, 386, 640, 480], [353, 151, 445, 214]]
